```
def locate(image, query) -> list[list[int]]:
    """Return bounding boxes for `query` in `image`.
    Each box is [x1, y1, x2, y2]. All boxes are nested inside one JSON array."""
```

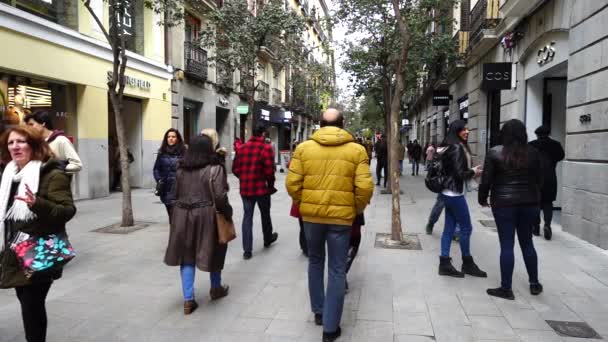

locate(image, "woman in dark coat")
[[164, 135, 232, 315], [529, 125, 565, 240], [0, 126, 76, 342], [479, 119, 544, 300], [153, 128, 186, 221]]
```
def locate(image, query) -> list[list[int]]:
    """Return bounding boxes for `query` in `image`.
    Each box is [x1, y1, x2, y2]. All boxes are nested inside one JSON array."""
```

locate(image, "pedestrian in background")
[[406, 140, 413, 164], [0, 126, 76, 342], [436, 120, 486, 278], [164, 135, 232, 315], [425, 143, 435, 171], [201, 128, 228, 166], [24, 111, 83, 173], [411, 140, 422, 176], [479, 119, 543, 300], [529, 125, 564, 240], [374, 134, 388, 187], [153, 128, 186, 222], [397, 140, 405, 175], [286, 108, 374, 342], [232, 125, 278, 260]]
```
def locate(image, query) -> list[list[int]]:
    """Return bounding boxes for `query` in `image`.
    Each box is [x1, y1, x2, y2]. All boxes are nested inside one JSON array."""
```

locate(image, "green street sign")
[[237, 105, 249, 114]]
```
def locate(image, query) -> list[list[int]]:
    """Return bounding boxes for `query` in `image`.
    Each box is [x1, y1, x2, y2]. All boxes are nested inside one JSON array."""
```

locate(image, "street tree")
[[336, 0, 457, 243], [199, 0, 305, 138], [83, 0, 182, 227]]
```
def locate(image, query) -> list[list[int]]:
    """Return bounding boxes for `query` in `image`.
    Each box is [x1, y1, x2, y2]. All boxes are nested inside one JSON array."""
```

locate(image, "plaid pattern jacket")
[[232, 136, 275, 197]]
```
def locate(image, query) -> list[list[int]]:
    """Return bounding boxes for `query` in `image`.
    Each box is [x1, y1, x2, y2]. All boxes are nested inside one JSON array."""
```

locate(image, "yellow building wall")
[[0, 27, 171, 140], [76, 85, 108, 139]]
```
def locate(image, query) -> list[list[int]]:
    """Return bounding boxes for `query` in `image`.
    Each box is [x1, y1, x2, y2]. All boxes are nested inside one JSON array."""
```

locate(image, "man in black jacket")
[[529, 126, 565, 240], [374, 135, 388, 187], [411, 140, 422, 176]]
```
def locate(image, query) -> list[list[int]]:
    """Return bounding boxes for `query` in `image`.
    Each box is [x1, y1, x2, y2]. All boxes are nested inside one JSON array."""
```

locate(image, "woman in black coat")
[[528, 125, 564, 240], [153, 129, 186, 221]]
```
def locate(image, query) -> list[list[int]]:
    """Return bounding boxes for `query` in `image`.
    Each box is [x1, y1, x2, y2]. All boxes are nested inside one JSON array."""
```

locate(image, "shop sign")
[[219, 96, 229, 107], [482, 63, 512, 90], [236, 105, 249, 114], [118, 0, 134, 36], [107, 72, 151, 90], [537, 42, 556, 66], [432, 90, 452, 106]]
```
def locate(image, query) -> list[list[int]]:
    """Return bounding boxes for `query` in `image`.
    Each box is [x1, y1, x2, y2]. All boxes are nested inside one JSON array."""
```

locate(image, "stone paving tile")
[[515, 329, 565, 342], [433, 325, 476, 342], [500, 307, 552, 330], [394, 335, 436, 342], [459, 294, 502, 316], [393, 311, 434, 336], [349, 320, 394, 342], [469, 315, 518, 341]]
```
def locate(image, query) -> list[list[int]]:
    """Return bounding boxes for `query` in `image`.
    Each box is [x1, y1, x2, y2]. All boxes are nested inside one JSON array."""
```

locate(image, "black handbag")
[[154, 180, 164, 196]]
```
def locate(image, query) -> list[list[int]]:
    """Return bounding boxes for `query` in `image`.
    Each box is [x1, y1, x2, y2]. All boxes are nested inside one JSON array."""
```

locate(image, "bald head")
[[320, 108, 344, 128]]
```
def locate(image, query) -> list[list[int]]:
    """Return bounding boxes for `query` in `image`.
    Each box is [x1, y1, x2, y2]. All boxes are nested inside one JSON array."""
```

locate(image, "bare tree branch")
[[84, 0, 113, 48]]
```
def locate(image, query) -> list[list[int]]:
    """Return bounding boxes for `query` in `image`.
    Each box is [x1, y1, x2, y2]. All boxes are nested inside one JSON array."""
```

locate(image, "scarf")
[[162, 144, 185, 156], [0, 160, 42, 250]]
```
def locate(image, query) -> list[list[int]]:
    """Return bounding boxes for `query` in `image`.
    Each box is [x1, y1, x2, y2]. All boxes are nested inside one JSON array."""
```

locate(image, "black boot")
[[544, 226, 552, 240], [439, 257, 464, 278], [530, 283, 543, 295], [322, 327, 341, 342], [487, 287, 515, 300], [462, 256, 487, 278]]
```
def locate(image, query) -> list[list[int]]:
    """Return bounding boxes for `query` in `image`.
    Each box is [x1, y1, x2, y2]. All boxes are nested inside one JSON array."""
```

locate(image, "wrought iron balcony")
[[272, 88, 282, 105], [256, 81, 270, 103], [239, 74, 254, 94], [300, 0, 309, 15], [184, 42, 208, 81], [468, 0, 500, 52]]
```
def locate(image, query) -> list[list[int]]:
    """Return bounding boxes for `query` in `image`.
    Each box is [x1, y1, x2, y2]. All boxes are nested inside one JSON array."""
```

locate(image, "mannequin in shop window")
[[24, 111, 83, 174]]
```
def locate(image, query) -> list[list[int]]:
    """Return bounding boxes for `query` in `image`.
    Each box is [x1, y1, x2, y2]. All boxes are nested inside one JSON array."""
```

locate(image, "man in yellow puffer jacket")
[[286, 108, 374, 341]]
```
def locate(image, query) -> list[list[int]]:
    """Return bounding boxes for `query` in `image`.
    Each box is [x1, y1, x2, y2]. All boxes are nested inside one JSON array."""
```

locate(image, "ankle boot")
[[439, 256, 464, 278], [532, 225, 540, 236], [210, 285, 230, 300], [183, 300, 199, 315], [462, 256, 487, 278], [544, 226, 552, 240], [425, 223, 433, 235]]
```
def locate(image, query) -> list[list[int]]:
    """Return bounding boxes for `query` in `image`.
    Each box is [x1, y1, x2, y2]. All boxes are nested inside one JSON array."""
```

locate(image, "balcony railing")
[[468, 0, 500, 51], [239, 74, 254, 94], [300, 0, 309, 15], [272, 88, 282, 105], [184, 42, 208, 81], [256, 81, 270, 103]]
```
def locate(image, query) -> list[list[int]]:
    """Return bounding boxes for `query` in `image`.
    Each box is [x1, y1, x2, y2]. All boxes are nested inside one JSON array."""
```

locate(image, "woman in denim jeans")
[[437, 120, 486, 278], [479, 119, 544, 300]]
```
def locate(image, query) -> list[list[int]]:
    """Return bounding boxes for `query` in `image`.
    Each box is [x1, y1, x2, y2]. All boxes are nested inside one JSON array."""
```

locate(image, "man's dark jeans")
[[376, 159, 387, 186], [241, 195, 274, 253], [492, 206, 540, 289]]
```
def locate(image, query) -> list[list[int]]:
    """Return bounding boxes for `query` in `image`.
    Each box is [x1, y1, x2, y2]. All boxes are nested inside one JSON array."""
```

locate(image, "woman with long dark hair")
[[479, 119, 543, 300], [153, 128, 186, 221], [164, 135, 232, 314], [437, 120, 486, 278]]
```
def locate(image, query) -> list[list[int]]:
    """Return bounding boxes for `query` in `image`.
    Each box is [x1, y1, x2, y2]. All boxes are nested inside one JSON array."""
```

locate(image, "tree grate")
[[546, 320, 601, 339]]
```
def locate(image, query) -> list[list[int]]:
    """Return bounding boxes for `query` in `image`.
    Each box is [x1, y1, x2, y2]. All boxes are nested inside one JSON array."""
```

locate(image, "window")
[[185, 13, 201, 42]]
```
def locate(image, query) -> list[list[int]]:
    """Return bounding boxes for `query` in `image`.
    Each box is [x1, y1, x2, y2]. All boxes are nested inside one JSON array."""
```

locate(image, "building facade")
[[408, 0, 608, 249], [0, 0, 172, 200]]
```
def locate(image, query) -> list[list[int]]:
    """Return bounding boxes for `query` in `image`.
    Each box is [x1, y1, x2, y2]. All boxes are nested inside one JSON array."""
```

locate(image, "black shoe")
[[462, 256, 487, 278], [314, 313, 323, 326], [530, 283, 543, 295], [425, 223, 433, 235], [532, 225, 540, 236], [487, 287, 515, 300], [376, 182, 380, 186], [438, 257, 464, 278], [322, 327, 341, 342], [544, 226, 552, 240], [264, 233, 278, 247], [243, 252, 252, 260], [302, 249, 309, 257]]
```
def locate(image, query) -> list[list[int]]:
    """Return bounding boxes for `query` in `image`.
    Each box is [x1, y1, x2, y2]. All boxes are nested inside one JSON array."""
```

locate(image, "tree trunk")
[[109, 91, 134, 227], [388, 0, 411, 242]]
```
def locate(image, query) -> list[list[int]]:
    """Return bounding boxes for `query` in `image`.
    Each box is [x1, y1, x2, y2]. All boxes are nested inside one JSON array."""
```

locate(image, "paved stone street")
[[1, 163, 607, 342]]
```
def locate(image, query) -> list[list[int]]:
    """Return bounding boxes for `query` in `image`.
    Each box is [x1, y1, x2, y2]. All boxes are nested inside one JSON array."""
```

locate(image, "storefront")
[[0, 6, 172, 199]]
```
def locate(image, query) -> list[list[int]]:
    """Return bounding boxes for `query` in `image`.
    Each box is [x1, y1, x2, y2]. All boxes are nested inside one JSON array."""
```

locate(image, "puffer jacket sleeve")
[[478, 150, 495, 206], [30, 171, 76, 232], [353, 145, 374, 213], [286, 145, 304, 204]]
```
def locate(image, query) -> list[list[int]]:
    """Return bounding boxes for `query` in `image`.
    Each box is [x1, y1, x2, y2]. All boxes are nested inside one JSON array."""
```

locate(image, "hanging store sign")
[[458, 96, 469, 121], [537, 42, 556, 66], [236, 105, 249, 114], [432, 90, 452, 106], [107, 72, 151, 90], [482, 63, 512, 90]]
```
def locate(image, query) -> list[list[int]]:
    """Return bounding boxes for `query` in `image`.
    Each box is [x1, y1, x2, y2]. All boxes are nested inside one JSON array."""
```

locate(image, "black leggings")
[[536, 201, 554, 227], [15, 282, 52, 342]]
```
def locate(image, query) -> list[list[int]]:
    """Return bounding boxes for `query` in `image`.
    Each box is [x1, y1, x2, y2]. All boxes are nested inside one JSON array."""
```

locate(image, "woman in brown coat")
[[164, 135, 232, 315]]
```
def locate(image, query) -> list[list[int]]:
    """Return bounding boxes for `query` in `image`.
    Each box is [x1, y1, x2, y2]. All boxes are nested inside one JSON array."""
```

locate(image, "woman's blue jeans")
[[180, 264, 221, 301], [492, 206, 540, 289], [440, 194, 472, 257]]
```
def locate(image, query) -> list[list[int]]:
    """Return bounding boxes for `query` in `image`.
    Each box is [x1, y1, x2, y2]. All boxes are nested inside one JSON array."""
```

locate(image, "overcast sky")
[[328, 1, 355, 101]]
